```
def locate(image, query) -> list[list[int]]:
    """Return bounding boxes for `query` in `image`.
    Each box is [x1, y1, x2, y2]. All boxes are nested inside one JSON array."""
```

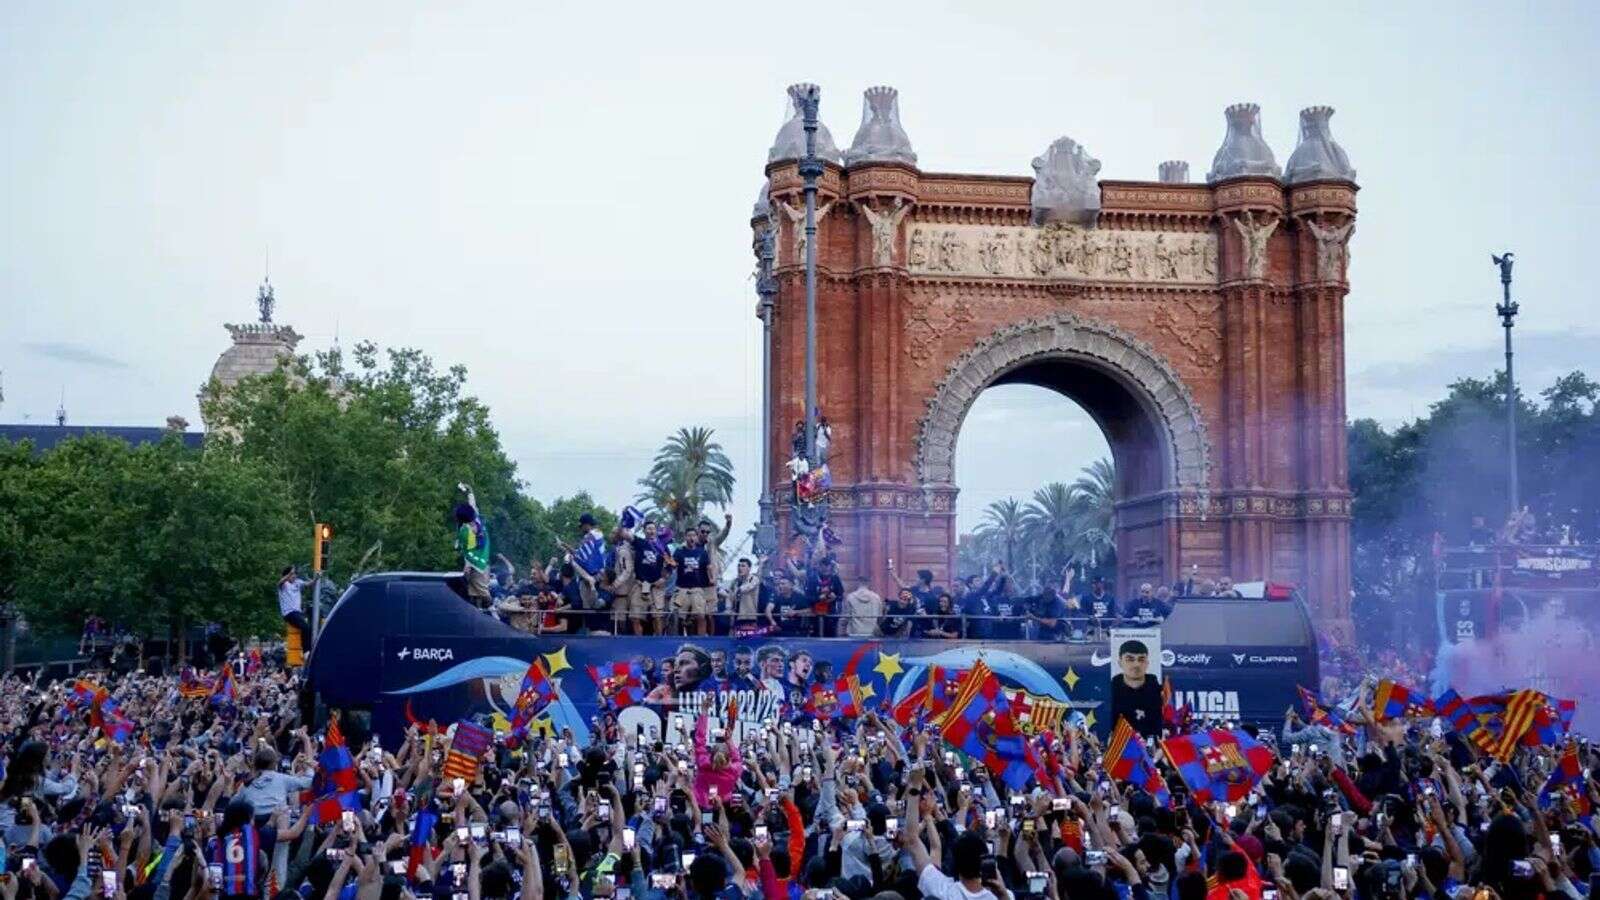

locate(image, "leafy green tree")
[[635, 427, 735, 536], [1066, 458, 1116, 572], [973, 498, 1026, 573], [201, 342, 528, 583], [1, 435, 298, 643]]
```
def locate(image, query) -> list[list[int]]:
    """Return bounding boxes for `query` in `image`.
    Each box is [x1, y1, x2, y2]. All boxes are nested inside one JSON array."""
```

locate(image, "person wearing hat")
[[454, 483, 492, 610], [610, 508, 641, 635]]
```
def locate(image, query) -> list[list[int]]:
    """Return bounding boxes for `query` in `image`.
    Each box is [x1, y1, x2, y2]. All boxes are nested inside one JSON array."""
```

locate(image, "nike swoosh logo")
[[1089, 651, 1111, 667]]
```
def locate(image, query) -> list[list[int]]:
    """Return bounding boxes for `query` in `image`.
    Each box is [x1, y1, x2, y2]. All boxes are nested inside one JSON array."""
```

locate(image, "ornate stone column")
[[1285, 105, 1359, 638]]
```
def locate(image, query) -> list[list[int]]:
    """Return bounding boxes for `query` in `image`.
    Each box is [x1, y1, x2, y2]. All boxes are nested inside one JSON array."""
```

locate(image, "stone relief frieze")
[[905, 223, 1217, 284]]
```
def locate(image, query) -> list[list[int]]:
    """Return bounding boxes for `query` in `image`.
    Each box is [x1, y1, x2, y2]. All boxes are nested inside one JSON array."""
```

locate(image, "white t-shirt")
[[918, 866, 998, 900], [278, 577, 305, 617]]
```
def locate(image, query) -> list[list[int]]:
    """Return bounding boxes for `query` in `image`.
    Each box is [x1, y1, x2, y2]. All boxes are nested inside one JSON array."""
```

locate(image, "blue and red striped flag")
[[1106, 717, 1171, 807], [587, 661, 643, 710], [307, 719, 360, 824], [1298, 685, 1356, 736], [407, 802, 439, 879], [939, 659, 1033, 790], [1373, 679, 1434, 721], [508, 659, 557, 741], [1160, 727, 1274, 804], [211, 665, 237, 708], [1538, 743, 1590, 815]]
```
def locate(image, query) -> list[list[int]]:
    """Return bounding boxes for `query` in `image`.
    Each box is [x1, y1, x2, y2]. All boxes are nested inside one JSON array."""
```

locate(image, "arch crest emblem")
[[912, 312, 1212, 491]]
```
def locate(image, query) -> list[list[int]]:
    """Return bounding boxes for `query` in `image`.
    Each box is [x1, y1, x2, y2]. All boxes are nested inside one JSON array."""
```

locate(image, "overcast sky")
[[4, 2, 1597, 535]]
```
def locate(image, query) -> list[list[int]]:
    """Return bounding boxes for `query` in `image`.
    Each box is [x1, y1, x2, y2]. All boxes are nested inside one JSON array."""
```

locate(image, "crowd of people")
[[0, 651, 1593, 900], [448, 495, 1255, 642]]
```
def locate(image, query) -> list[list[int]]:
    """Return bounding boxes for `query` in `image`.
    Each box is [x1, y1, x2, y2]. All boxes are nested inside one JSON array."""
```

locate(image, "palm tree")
[[974, 498, 1027, 573], [1021, 482, 1078, 575], [634, 427, 735, 535], [1067, 457, 1116, 572]]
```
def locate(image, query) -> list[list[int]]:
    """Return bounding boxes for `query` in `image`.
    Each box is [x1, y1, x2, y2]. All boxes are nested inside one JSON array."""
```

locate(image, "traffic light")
[[312, 523, 333, 572]]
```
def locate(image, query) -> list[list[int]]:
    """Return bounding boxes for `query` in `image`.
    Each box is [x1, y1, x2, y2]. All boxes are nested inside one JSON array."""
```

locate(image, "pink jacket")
[[692, 714, 743, 807]]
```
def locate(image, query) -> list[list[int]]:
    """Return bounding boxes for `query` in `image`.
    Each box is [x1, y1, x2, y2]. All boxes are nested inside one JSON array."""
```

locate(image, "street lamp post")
[[1492, 252, 1519, 516], [754, 224, 779, 557], [797, 85, 822, 464]]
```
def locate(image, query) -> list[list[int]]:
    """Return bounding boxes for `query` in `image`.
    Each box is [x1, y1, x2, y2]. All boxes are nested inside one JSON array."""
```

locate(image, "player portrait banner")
[[361, 632, 1312, 750]]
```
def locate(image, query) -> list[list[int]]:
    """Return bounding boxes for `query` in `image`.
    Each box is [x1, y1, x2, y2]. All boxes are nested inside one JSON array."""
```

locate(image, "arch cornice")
[[912, 312, 1212, 490]]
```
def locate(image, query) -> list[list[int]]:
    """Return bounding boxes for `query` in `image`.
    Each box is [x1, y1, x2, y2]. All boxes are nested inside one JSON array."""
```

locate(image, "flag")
[[1555, 698, 1577, 734], [804, 675, 866, 721], [1298, 685, 1356, 735], [211, 666, 237, 708], [1518, 698, 1562, 751], [96, 699, 134, 744], [939, 659, 1033, 789], [1373, 679, 1434, 721], [1537, 743, 1590, 815], [307, 718, 360, 824], [442, 721, 493, 783], [1163, 678, 1193, 734], [1105, 717, 1171, 807], [407, 802, 440, 879], [178, 669, 212, 700], [587, 662, 643, 710], [1160, 727, 1274, 804], [1473, 688, 1544, 762], [508, 658, 557, 740], [1433, 689, 1484, 739], [890, 665, 947, 726], [73, 681, 133, 743], [572, 532, 607, 575]]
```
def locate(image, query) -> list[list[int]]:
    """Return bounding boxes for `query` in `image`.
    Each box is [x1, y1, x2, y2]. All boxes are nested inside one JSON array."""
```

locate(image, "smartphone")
[[1022, 819, 1036, 836], [846, 819, 865, 832], [389, 862, 406, 876], [653, 797, 668, 814], [100, 871, 117, 898], [1027, 873, 1049, 894], [1052, 798, 1069, 812], [886, 817, 899, 839], [623, 827, 636, 850], [599, 801, 612, 818], [469, 823, 487, 843], [634, 763, 645, 775], [1330, 812, 1343, 830], [984, 810, 998, 829], [1550, 834, 1562, 854], [455, 825, 469, 841], [754, 825, 769, 841], [207, 864, 224, 890], [1109, 805, 1121, 819], [1511, 860, 1534, 879], [1086, 850, 1106, 866], [452, 863, 467, 885], [651, 874, 677, 889], [708, 787, 719, 802], [554, 846, 568, 867], [1263, 890, 1280, 900], [341, 810, 357, 832], [681, 852, 697, 870], [452, 777, 466, 794], [1333, 867, 1350, 891], [700, 810, 713, 825]]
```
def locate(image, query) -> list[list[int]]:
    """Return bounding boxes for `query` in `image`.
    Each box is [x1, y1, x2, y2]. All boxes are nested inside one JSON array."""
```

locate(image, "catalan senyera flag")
[[1373, 679, 1435, 721], [442, 721, 493, 783], [1471, 688, 1545, 762], [1298, 685, 1357, 736]]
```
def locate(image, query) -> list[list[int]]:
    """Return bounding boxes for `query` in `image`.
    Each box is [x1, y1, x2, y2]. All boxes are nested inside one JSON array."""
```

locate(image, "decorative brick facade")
[[757, 159, 1356, 637]]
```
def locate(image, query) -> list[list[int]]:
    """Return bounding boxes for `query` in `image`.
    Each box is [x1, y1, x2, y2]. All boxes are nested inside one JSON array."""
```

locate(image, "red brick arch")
[[759, 161, 1356, 635]]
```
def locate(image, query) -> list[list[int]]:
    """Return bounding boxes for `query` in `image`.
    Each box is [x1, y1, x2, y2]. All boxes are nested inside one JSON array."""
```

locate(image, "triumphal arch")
[[755, 86, 1358, 633]]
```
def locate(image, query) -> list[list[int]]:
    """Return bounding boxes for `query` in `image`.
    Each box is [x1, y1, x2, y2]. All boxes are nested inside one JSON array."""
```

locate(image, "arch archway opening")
[[951, 357, 1176, 592]]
